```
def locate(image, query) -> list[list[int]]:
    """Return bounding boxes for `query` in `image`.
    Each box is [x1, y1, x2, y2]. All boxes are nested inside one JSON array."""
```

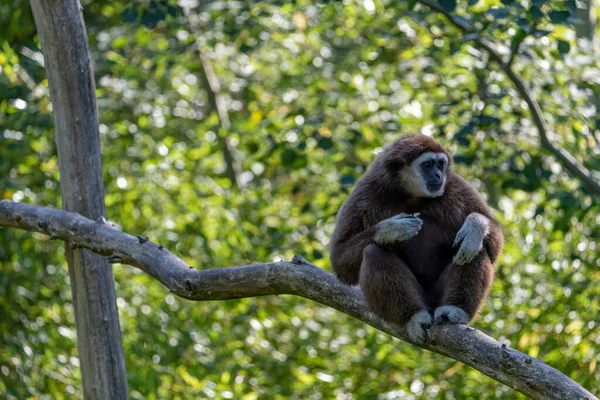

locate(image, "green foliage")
[[1, 0, 599, 398]]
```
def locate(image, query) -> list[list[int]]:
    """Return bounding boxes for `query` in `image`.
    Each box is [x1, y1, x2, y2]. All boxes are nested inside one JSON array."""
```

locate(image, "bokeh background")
[[1, 0, 599, 398]]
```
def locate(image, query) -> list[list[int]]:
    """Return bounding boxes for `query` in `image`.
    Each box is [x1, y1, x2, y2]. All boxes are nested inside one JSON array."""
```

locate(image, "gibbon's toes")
[[406, 310, 433, 344], [434, 306, 469, 325]]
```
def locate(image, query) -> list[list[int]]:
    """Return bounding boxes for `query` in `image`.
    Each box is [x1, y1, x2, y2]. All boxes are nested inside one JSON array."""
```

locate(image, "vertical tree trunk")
[[575, 0, 596, 41], [29, 0, 128, 398]]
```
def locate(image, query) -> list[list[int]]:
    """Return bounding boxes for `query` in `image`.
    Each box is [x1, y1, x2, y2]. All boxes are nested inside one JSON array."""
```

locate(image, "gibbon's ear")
[[384, 157, 404, 172], [381, 145, 422, 172]]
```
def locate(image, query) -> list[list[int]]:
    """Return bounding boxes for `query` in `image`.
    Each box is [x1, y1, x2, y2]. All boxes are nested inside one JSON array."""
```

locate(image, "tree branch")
[[0, 200, 596, 400], [505, 29, 527, 70], [182, 6, 241, 191], [196, 48, 242, 191], [417, 0, 600, 196]]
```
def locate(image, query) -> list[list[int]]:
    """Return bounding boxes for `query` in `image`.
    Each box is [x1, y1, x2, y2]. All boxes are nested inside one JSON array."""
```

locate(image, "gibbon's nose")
[[434, 170, 443, 181]]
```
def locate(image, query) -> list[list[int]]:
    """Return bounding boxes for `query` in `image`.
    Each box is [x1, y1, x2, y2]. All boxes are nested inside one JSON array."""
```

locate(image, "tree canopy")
[[1, 0, 599, 398]]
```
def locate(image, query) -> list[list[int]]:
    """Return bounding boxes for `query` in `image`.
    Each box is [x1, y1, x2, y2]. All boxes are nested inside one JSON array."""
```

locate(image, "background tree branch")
[[418, 0, 600, 197], [0, 200, 595, 400], [183, 7, 242, 191], [196, 47, 242, 191]]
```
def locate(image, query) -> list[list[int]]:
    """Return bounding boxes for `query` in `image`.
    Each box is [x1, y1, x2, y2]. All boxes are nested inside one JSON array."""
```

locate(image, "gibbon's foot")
[[374, 213, 423, 245], [433, 305, 469, 325], [406, 310, 433, 344]]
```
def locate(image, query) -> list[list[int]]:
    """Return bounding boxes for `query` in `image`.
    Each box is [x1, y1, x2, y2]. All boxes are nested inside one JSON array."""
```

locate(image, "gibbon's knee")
[[362, 242, 381, 261], [333, 263, 360, 286], [359, 244, 426, 324], [436, 251, 495, 319]]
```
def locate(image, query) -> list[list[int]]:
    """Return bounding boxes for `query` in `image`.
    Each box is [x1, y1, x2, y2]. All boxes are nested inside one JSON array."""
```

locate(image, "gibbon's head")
[[380, 134, 451, 198]]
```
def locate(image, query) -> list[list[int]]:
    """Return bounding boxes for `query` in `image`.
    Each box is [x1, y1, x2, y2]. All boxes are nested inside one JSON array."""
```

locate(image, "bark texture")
[[574, 0, 596, 40], [0, 200, 596, 400], [28, 1, 128, 398]]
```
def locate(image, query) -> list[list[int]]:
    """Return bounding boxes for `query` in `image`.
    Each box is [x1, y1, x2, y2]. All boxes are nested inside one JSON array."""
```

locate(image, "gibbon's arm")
[[483, 217, 503, 263], [330, 217, 378, 286], [330, 197, 385, 286]]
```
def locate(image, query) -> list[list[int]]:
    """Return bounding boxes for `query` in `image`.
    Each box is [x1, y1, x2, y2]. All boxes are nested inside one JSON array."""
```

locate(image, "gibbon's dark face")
[[401, 152, 448, 198], [419, 153, 447, 192]]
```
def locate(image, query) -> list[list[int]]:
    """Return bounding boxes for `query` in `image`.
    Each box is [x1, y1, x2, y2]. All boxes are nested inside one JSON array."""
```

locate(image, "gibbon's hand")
[[452, 213, 489, 265], [374, 213, 423, 245]]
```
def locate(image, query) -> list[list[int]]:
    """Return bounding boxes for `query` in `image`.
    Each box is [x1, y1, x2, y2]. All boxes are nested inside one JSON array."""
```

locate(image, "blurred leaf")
[[529, 5, 544, 19], [549, 10, 570, 24], [439, 0, 457, 13], [557, 40, 570, 54], [281, 148, 297, 166], [317, 137, 333, 150]]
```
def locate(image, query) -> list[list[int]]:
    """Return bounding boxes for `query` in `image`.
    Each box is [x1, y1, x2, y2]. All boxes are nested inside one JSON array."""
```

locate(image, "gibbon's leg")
[[432, 251, 495, 325], [359, 243, 432, 343]]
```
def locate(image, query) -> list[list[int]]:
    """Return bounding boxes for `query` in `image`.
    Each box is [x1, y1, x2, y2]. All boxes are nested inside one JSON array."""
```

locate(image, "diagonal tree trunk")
[[28, 0, 128, 398]]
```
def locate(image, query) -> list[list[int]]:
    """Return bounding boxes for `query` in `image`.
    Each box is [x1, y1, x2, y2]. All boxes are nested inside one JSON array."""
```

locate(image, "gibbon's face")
[[401, 152, 448, 198]]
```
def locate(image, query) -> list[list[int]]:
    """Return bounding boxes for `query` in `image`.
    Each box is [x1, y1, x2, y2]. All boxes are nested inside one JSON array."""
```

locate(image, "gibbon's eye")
[[437, 160, 445, 168], [422, 160, 432, 168]]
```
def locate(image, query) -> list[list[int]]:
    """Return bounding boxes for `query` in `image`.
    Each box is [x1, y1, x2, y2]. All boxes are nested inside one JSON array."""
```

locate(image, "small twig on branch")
[[417, 0, 600, 196], [0, 200, 596, 400]]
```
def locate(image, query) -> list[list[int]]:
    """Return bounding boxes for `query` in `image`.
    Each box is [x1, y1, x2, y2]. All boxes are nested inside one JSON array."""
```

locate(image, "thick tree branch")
[[418, 0, 600, 196], [0, 200, 596, 400]]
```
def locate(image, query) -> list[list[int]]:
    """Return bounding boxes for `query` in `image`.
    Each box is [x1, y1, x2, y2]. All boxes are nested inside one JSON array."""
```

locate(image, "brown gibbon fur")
[[330, 134, 503, 343]]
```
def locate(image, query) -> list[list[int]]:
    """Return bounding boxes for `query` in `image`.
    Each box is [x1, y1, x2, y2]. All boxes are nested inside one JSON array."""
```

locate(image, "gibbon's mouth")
[[427, 183, 443, 192]]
